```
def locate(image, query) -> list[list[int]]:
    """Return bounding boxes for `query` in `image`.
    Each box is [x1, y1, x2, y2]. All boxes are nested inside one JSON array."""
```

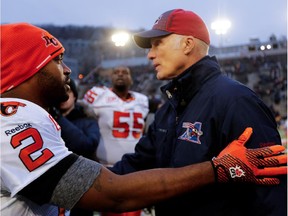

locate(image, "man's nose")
[[62, 62, 72, 74]]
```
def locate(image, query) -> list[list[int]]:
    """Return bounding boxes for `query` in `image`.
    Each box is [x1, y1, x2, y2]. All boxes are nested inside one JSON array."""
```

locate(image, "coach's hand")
[[211, 127, 287, 185]]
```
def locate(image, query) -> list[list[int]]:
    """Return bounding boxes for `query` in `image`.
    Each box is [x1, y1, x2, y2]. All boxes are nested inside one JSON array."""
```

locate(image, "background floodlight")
[[111, 32, 130, 47], [211, 19, 232, 35]]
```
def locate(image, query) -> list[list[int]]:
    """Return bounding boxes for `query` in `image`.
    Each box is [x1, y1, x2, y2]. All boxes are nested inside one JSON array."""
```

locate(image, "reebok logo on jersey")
[[5, 123, 32, 136], [178, 121, 203, 144]]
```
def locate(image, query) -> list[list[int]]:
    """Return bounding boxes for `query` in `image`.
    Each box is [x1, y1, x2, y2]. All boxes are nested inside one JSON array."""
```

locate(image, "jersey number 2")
[[10, 128, 54, 172]]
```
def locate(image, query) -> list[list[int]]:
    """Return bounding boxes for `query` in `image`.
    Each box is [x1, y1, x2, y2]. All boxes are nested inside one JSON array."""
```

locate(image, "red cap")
[[0, 23, 65, 93], [133, 9, 210, 48]]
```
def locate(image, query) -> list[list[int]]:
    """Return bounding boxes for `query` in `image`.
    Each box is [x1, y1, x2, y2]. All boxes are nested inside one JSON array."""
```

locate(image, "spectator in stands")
[[50, 79, 101, 216], [50, 79, 100, 161], [82, 65, 149, 216], [109, 9, 287, 216]]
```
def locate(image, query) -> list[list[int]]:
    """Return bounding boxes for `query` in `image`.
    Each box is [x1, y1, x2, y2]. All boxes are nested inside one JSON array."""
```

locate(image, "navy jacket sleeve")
[[217, 87, 282, 150], [57, 115, 100, 153], [110, 123, 158, 174]]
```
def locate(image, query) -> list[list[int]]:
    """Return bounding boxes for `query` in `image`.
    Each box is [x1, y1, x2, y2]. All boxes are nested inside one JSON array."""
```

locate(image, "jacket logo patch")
[[178, 122, 203, 144]]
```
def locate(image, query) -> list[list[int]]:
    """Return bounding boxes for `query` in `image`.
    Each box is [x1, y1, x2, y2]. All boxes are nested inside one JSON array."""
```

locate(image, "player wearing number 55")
[[82, 65, 149, 168], [82, 65, 149, 216]]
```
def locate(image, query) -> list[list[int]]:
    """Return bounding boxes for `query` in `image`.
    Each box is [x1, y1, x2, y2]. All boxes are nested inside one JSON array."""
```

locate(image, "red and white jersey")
[[0, 98, 71, 216], [83, 86, 149, 166]]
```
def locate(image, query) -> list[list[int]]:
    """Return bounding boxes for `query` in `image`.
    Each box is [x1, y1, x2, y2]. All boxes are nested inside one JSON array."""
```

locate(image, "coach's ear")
[[183, 36, 195, 55]]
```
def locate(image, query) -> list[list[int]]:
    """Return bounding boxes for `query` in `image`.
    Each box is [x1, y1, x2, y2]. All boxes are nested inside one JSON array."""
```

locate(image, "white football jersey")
[[0, 98, 71, 216], [83, 86, 149, 166]]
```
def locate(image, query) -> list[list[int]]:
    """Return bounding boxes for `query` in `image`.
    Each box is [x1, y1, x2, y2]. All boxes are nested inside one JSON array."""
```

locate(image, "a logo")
[[1, 101, 26, 116], [229, 165, 245, 178], [154, 14, 163, 25], [5, 123, 32, 136], [107, 96, 118, 103], [42, 33, 59, 47], [178, 122, 203, 144]]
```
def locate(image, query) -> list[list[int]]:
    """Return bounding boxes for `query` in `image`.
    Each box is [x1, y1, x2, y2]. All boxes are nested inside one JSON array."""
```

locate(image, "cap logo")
[[154, 15, 163, 25], [152, 11, 172, 30], [42, 34, 59, 47]]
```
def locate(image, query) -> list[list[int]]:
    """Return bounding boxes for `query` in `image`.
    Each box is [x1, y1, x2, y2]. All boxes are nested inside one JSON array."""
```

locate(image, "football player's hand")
[[211, 127, 287, 185]]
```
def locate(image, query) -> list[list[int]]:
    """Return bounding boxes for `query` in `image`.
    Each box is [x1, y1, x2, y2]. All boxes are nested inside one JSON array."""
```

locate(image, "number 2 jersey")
[[83, 86, 149, 166], [0, 98, 101, 215]]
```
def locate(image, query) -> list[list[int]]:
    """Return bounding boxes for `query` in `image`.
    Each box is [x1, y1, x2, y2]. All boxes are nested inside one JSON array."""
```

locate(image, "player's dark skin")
[[111, 66, 133, 100]]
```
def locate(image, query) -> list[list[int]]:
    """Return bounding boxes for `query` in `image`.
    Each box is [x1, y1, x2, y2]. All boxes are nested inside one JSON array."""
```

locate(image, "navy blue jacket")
[[111, 56, 287, 216], [57, 104, 100, 160]]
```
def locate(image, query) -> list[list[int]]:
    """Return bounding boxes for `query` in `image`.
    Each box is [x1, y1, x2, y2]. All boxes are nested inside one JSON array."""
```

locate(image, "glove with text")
[[212, 127, 287, 185]]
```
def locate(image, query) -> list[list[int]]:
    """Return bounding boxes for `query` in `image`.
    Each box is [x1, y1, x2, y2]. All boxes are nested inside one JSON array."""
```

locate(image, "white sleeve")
[[83, 86, 106, 105]]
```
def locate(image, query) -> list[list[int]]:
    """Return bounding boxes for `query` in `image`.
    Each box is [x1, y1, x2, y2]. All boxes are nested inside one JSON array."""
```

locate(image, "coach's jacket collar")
[[161, 56, 221, 111]]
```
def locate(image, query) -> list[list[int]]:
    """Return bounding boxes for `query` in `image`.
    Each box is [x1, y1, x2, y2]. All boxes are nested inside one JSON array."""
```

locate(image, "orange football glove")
[[212, 127, 287, 185]]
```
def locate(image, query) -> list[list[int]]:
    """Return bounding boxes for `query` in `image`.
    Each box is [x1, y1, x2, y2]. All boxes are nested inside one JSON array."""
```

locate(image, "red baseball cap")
[[0, 23, 65, 93], [133, 9, 210, 48]]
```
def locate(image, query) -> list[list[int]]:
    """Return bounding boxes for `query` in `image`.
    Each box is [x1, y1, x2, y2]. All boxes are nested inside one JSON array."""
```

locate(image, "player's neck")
[[112, 89, 131, 100]]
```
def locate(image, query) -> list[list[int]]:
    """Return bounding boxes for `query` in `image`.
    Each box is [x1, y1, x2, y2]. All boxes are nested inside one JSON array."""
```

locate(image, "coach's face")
[[36, 54, 72, 107], [147, 34, 188, 80]]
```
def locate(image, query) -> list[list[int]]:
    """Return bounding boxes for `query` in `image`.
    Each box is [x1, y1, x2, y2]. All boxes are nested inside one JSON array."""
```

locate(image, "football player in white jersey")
[[1, 23, 287, 216], [83, 66, 149, 215], [83, 66, 149, 167]]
